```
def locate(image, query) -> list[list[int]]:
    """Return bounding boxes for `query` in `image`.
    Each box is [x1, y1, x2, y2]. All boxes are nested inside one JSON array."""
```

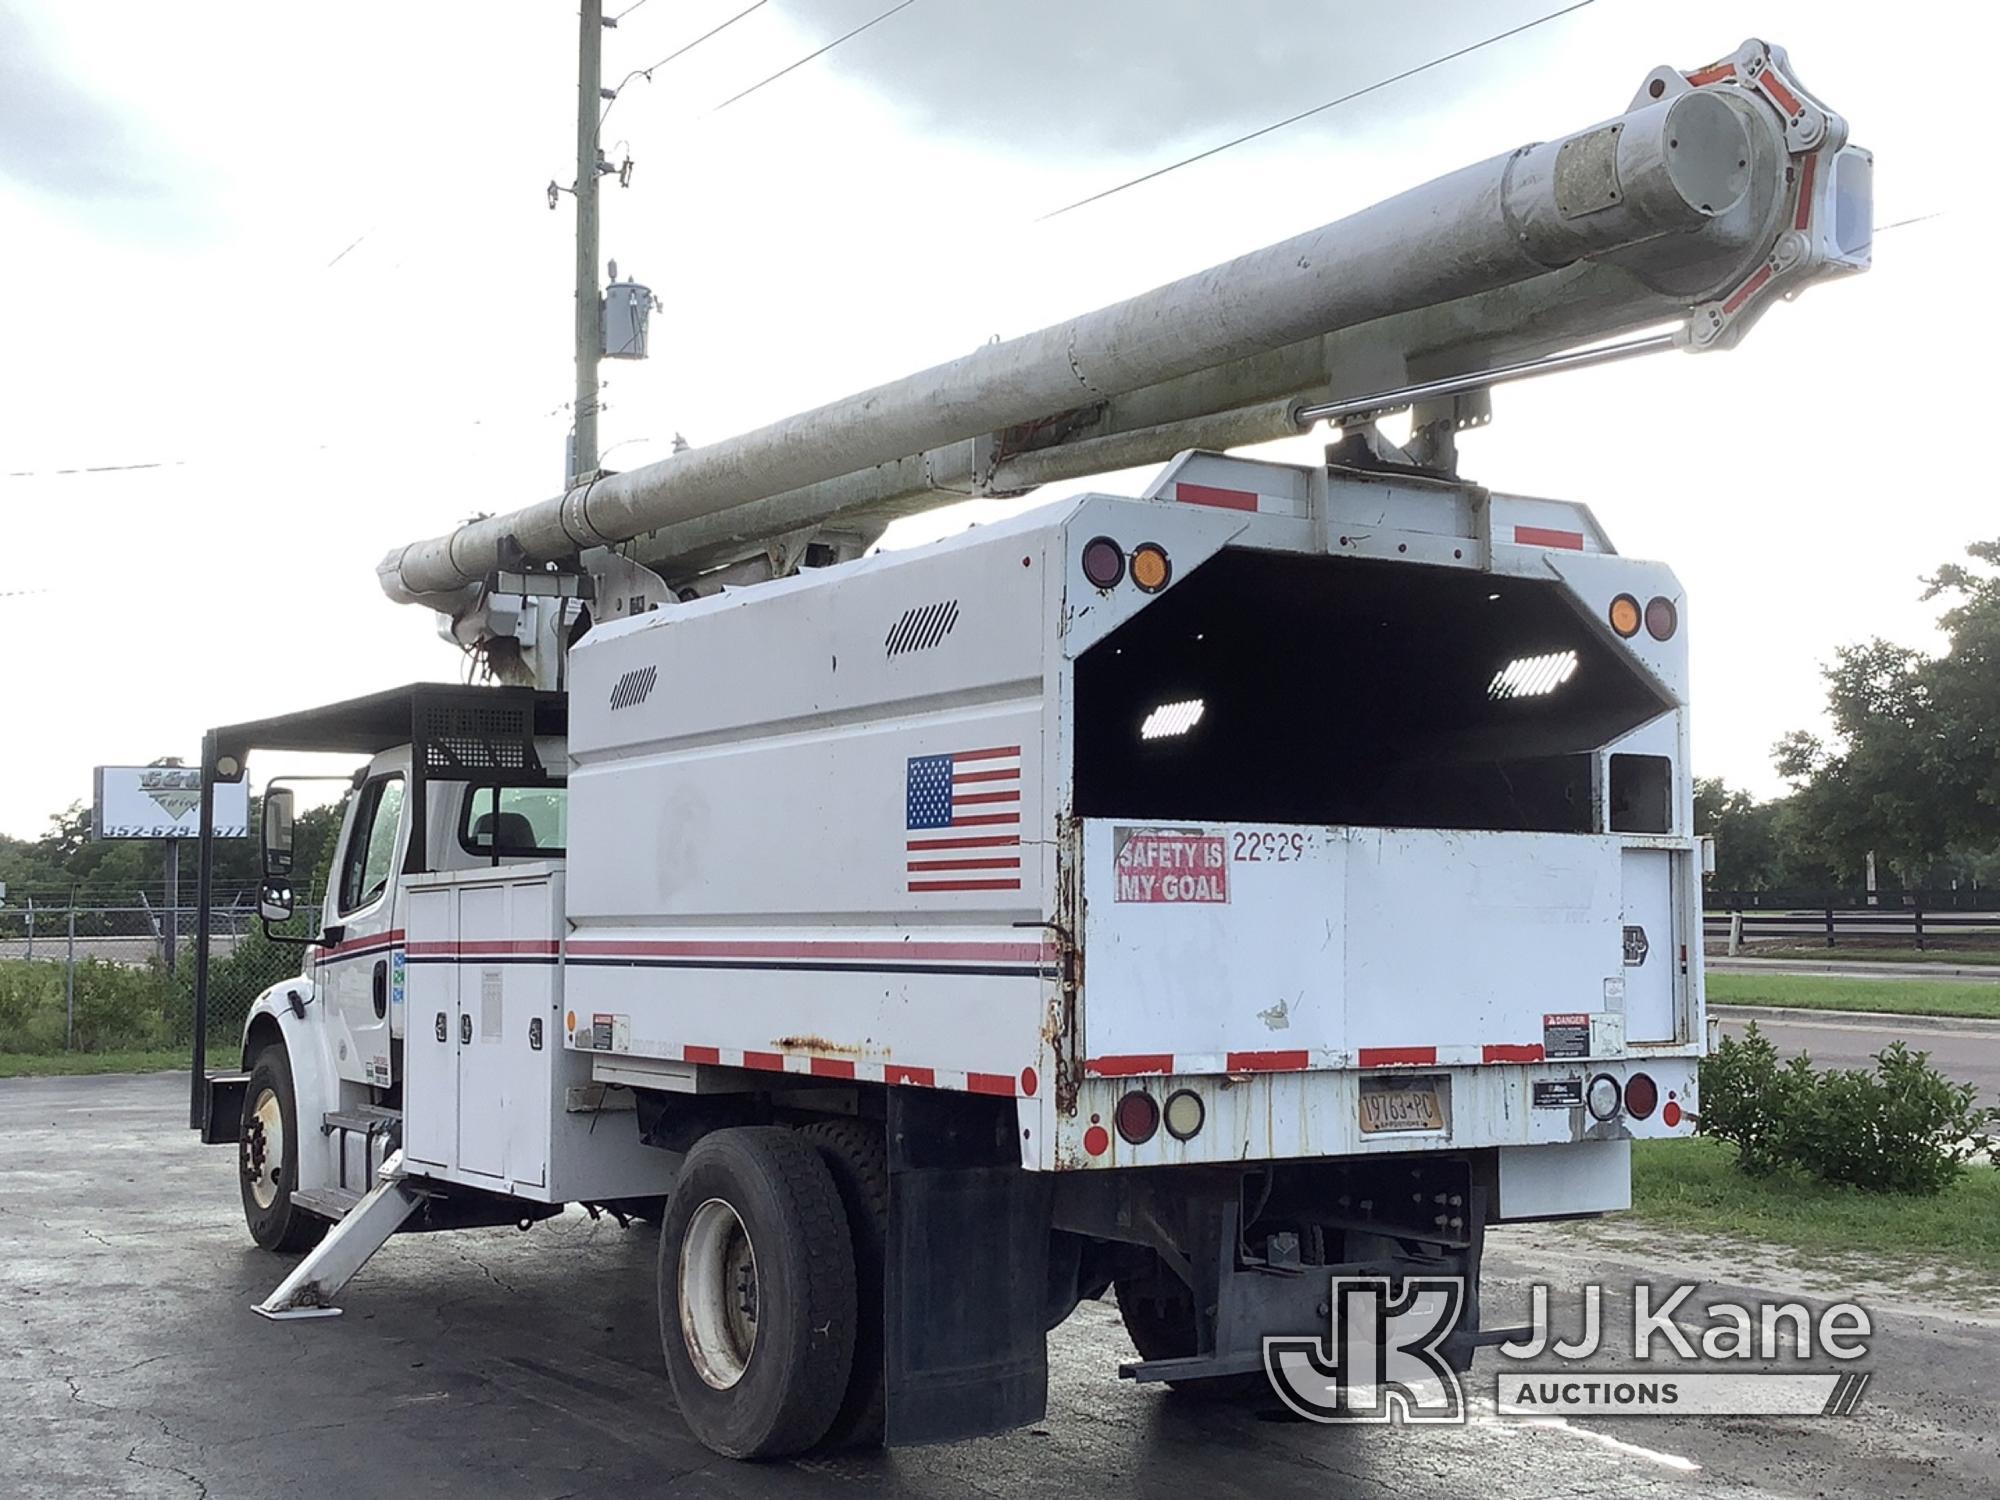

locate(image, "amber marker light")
[[1130, 543, 1172, 593], [1609, 593, 1642, 637]]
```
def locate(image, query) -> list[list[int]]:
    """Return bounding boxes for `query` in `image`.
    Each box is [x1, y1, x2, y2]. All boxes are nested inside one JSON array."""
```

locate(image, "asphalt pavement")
[[4, 1072, 1997, 1499], [1714, 1008, 2000, 1105]]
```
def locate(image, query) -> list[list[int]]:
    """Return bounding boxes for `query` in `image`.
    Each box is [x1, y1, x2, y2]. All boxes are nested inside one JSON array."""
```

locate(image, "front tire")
[[658, 1127, 857, 1459], [239, 1045, 325, 1254]]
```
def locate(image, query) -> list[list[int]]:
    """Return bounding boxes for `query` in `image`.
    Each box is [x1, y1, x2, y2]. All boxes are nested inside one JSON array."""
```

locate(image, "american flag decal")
[[905, 745, 1022, 893]]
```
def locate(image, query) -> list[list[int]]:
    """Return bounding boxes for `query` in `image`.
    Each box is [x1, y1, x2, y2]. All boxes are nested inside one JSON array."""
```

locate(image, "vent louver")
[[609, 665, 658, 711], [885, 600, 959, 658]]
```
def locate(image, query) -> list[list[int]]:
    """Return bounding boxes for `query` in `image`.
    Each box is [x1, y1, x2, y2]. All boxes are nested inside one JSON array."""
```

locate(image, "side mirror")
[[259, 878, 296, 924], [262, 787, 296, 877]]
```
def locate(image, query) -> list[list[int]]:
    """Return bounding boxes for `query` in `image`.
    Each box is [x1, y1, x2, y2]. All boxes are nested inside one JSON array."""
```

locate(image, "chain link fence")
[[0, 891, 322, 1056]]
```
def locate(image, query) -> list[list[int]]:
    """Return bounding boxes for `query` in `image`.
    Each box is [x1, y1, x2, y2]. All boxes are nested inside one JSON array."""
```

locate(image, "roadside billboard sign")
[[92, 766, 249, 840]]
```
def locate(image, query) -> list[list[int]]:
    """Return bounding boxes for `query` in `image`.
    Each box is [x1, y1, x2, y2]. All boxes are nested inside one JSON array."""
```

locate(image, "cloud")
[[816, 0, 1545, 155], [0, 3, 201, 235]]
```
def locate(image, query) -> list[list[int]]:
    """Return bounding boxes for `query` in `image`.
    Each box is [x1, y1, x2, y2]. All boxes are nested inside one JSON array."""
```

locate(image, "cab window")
[[460, 785, 566, 859], [338, 776, 406, 914]]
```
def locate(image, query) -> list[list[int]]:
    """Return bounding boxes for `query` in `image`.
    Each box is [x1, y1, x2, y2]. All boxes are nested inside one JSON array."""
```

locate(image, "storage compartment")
[[403, 865, 672, 1203], [1074, 552, 1671, 832]]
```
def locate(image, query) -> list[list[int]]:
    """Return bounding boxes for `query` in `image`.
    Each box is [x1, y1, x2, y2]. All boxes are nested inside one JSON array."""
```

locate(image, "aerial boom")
[[379, 39, 1867, 628]]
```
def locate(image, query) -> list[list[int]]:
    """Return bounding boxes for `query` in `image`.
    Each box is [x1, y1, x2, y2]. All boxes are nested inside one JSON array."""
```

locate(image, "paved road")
[[1715, 1008, 2000, 1105], [4, 1073, 1996, 1499]]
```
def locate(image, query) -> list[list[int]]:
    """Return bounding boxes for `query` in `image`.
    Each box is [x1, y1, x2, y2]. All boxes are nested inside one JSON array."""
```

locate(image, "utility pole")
[[571, 0, 607, 487]]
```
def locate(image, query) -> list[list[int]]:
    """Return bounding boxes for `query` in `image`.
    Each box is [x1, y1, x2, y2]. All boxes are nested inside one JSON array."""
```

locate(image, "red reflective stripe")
[[565, 937, 1053, 963], [683, 1045, 721, 1066], [1759, 70, 1802, 118], [883, 1064, 936, 1087], [966, 1071, 1016, 1097], [1085, 1054, 1174, 1078], [406, 939, 558, 957], [1175, 482, 1258, 512], [809, 1057, 856, 1079], [1482, 1044, 1545, 1064], [315, 928, 406, 961], [1512, 525, 1585, 551], [1359, 1046, 1438, 1068], [1793, 150, 1817, 231], [1686, 61, 1733, 87], [1226, 1049, 1309, 1072], [742, 1050, 784, 1073], [1722, 263, 1773, 315]]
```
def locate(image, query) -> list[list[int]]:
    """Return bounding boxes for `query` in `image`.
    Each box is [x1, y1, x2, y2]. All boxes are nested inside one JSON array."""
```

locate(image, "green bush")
[[0, 959, 175, 1054], [1697, 1022, 1998, 1194]]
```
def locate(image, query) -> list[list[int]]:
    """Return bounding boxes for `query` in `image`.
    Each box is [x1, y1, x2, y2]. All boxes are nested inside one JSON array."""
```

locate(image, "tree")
[[1773, 539, 2000, 885]]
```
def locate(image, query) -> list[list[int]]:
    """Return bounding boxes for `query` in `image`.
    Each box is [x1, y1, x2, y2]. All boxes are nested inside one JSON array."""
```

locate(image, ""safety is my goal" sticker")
[[1112, 827, 1229, 903]]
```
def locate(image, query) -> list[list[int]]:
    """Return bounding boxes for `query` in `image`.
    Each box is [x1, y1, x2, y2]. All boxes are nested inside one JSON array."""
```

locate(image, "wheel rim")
[[679, 1198, 758, 1389], [242, 1086, 285, 1211]]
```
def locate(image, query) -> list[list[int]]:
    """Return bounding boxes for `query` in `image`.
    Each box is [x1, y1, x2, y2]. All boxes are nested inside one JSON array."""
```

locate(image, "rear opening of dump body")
[[1074, 550, 1671, 831]]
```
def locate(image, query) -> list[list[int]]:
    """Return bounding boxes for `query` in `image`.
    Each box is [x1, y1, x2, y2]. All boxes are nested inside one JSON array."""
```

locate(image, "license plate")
[[1358, 1077, 1445, 1134]]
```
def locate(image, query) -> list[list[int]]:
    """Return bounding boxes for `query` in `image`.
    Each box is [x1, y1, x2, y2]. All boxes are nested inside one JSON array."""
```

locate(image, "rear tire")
[[239, 1045, 326, 1254], [803, 1118, 889, 1449], [658, 1127, 857, 1459], [1116, 1260, 1267, 1401]]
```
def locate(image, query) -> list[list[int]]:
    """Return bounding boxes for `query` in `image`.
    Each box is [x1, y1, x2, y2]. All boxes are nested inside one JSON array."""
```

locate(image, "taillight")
[[1624, 1072, 1659, 1120], [1116, 1090, 1160, 1145], [1081, 536, 1125, 590], [1163, 1089, 1205, 1141], [1609, 594, 1642, 638], [1645, 595, 1678, 640]]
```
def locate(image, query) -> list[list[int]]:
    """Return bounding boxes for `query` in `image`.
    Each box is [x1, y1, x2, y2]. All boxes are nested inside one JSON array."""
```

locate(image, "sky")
[[0, 0, 1992, 839]]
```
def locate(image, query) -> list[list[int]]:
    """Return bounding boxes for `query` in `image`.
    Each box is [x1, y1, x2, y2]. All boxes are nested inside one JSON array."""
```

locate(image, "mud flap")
[[883, 1089, 1051, 1446]]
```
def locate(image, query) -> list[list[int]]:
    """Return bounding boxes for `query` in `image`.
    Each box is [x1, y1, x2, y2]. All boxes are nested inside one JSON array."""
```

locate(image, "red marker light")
[[1081, 536, 1125, 590], [1645, 595, 1678, 641], [1624, 1072, 1659, 1121], [1115, 1090, 1160, 1145], [1662, 1099, 1683, 1128]]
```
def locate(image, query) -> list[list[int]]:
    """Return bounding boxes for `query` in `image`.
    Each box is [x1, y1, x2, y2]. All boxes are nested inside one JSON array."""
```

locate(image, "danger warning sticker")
[[1542, 1012, 1591, 1060], [1113, 827, 1228, 903]]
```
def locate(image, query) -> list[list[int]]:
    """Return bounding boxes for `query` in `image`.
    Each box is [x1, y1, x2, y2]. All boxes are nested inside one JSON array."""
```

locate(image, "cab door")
[[318, 755, 410, 1088]]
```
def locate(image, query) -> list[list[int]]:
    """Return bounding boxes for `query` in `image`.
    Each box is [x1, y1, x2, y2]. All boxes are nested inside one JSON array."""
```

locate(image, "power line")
[[1038, 0, 1598, 222], [709, 0, 919, 115], [600, 0, 772, 140], [611, 0, 655, 19]]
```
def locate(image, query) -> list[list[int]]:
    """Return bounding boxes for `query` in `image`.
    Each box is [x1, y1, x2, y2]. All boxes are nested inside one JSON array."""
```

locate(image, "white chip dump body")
[[563, 450, 1704, 1190]]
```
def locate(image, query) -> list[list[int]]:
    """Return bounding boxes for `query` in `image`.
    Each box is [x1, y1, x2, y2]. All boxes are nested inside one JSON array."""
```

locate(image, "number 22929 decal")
[[1232, 830, 1306, 863]]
